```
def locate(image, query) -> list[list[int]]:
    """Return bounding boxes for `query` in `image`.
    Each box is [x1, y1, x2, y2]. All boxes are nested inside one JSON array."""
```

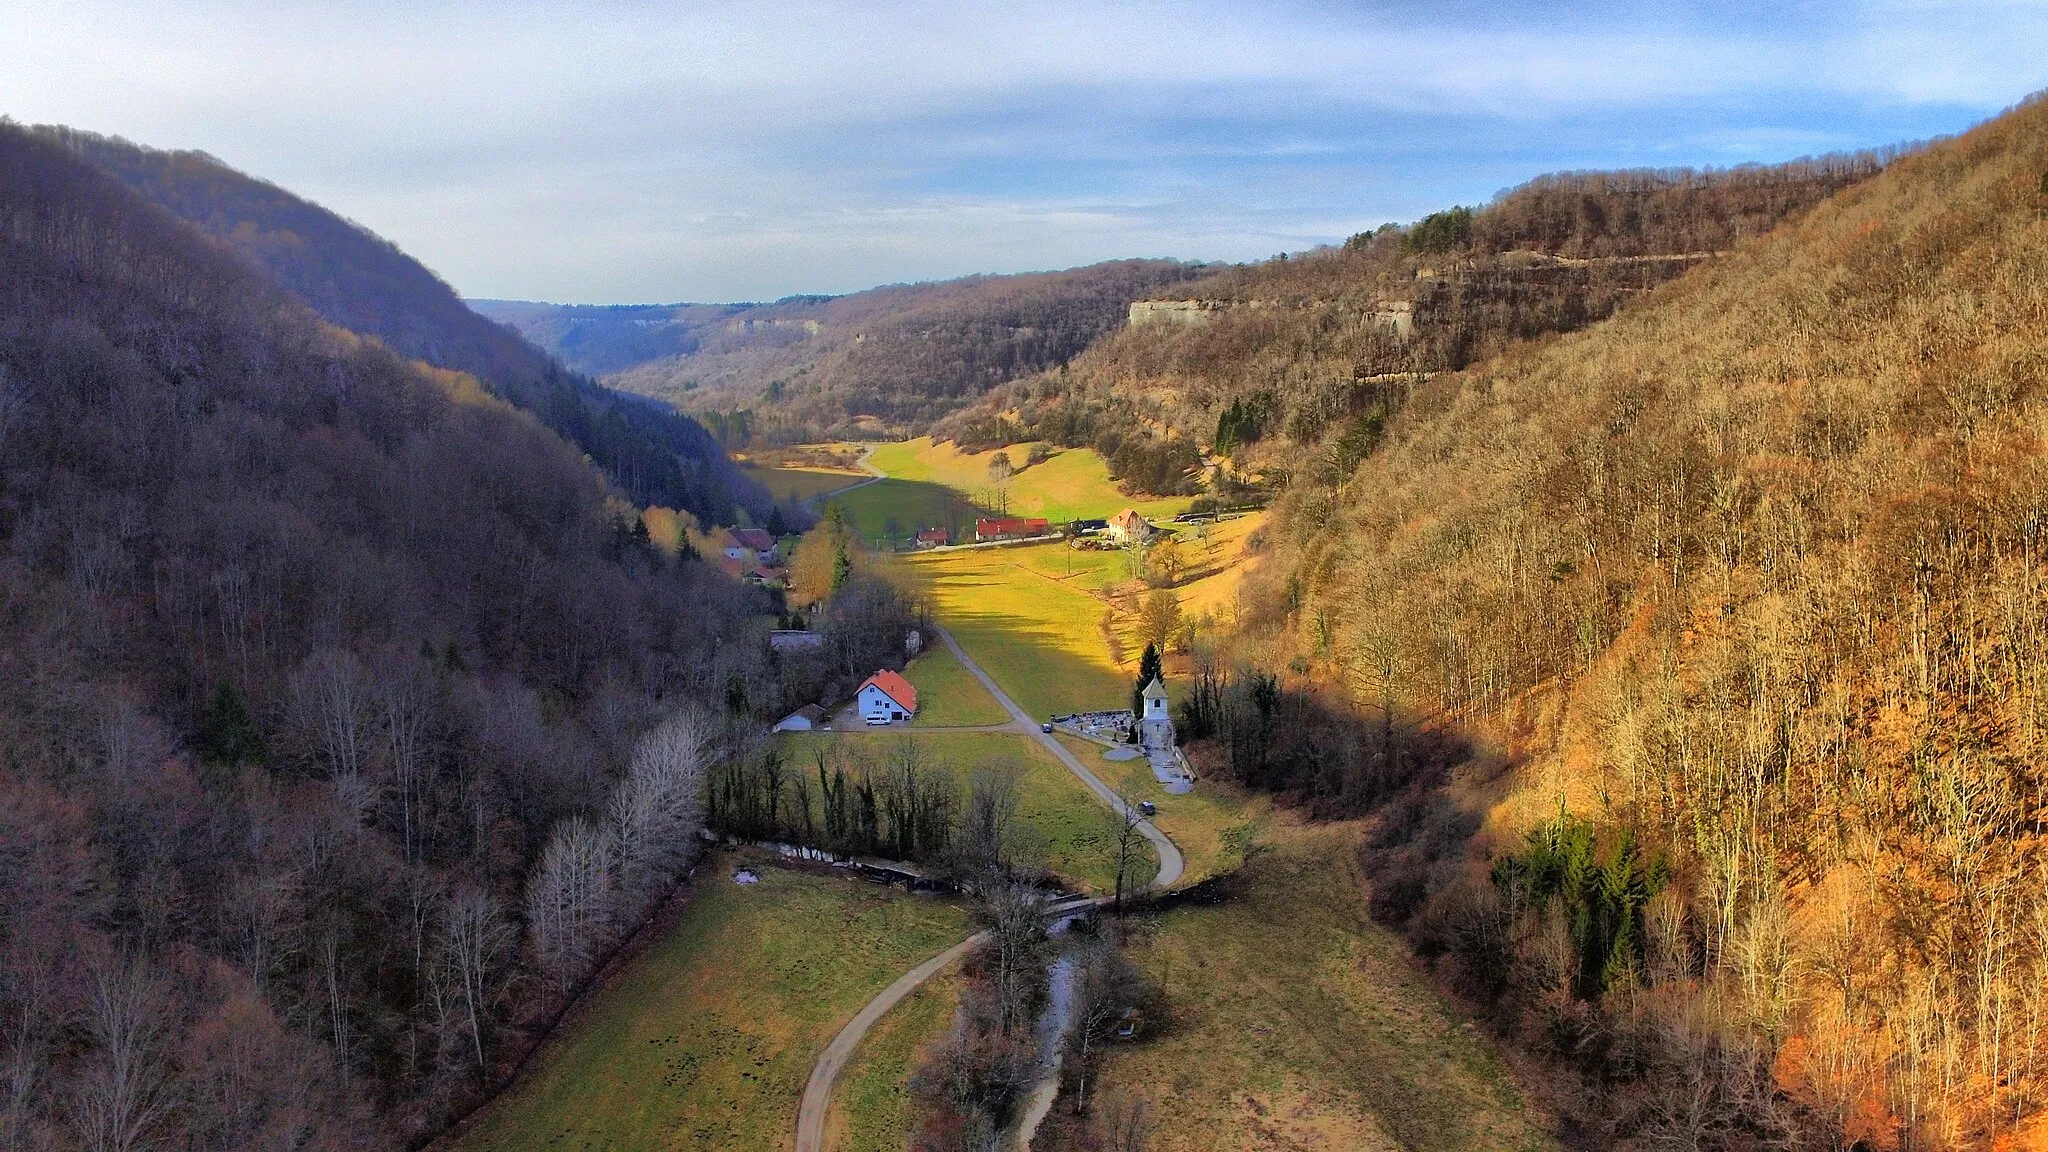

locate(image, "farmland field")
[[775, 731, 1155, 893], [1095, 822, 1558, 1152], [447, 854, 970, 1152]]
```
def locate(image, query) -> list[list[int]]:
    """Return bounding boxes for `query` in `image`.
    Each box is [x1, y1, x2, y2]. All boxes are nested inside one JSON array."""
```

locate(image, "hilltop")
[[1196, 95, 2048, 1147], [47, 127, 771, 526]]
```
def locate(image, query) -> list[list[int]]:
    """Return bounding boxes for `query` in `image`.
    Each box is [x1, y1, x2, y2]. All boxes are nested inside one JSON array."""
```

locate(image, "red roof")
[[729, 527, 775, 551], [917, 528, 950, 544], [974, 517, 1051, 538], [860, 668, 918, 713]]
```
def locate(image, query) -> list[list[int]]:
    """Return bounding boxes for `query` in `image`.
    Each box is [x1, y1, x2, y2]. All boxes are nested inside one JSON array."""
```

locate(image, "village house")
[[1106, 508, 1152, 544], [973, 516, 1051, 543], [916, 527, 950, 548], [857, 669, 918, 725]]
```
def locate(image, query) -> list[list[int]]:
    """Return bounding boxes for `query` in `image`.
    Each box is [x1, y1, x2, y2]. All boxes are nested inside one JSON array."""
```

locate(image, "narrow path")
[[799, 445, 886, 513], [793, 625, 1182, 1152]]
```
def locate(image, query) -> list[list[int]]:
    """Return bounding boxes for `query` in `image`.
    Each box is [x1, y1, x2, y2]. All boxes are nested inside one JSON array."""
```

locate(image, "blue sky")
[[1, 0, 2041, 302]]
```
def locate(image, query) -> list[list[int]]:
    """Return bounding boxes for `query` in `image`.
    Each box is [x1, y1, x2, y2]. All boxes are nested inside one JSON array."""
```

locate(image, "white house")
[[857, 669, 919, 725], [1107, 508, 1153, 544]]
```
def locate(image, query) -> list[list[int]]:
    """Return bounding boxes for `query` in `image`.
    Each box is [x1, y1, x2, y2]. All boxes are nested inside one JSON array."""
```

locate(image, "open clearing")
[[742, 461, 871, 505], [1094, 821, 1558, 1152], [774, 731, 1156, 893], [901, 645, 1009, 727], [826, 970, 961, 1152], [447, 854, 970, 1152]]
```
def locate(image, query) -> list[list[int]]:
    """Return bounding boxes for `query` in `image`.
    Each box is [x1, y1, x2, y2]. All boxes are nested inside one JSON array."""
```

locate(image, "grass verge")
[[1053, 733, 1270, 888], [826, 970, 961, 1152], [448, 853, 971, 1152], [903, 646, 1009, 727]]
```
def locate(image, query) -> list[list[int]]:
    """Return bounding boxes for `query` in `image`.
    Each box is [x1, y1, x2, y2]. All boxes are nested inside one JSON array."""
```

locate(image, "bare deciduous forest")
[[0, 122, 780, 1150], [1193, 94, 2048, 1149]]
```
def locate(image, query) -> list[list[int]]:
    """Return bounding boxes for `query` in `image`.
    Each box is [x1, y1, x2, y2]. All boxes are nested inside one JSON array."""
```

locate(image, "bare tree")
[[978, 879, 1051, 1036], [1064, 938, 1153, 1114], [526, 817, 615, 995], [958, 759, 1024, 879], [608, 709, 713, 924], [1099, 1089, 1155, 1152], [437, 885, 513, 1074], [70, 957, 168, 1152], [1108, 793, 1149, 916], [290, 649, 373, 784]]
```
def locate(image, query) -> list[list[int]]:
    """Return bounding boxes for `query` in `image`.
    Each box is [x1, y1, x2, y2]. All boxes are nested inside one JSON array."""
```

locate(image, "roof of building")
[[729, 527, 776, 551], [975, 516, 1051, 536], [1141, 676, 1168, 701], [1111, 508, 1149, 531], [917, 527, 950, 541], [860, 668, 918, 713]]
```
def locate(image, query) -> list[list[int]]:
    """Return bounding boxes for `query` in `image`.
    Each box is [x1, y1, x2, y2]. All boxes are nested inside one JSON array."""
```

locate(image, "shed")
[[773, 704, 827, 732]]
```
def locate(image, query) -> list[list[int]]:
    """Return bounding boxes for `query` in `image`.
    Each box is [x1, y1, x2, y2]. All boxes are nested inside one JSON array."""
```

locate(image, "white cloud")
[[0, 0, 2039, 300]]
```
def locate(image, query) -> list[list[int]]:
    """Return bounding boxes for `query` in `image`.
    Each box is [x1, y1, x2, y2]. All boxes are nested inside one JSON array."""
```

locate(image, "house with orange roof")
[[857, 668, 918, 725]]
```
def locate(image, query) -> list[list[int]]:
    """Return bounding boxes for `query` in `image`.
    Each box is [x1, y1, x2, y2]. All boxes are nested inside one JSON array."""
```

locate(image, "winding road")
[[792, 624, 1183, 1152]]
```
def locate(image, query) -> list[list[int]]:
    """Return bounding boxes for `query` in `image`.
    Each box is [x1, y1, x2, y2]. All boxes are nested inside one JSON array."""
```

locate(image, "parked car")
[[1041, 721, 1053, 733], [1139, 801, 1157, 816]]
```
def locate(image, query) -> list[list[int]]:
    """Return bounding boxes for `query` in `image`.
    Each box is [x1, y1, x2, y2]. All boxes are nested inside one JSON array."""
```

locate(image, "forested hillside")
[[45, 127, 771, 527], [477, 258, 1208, 443], [933, 155, 1894, 496], [1199, 96, 2048, 1148], [0, 122, 779, 1149]]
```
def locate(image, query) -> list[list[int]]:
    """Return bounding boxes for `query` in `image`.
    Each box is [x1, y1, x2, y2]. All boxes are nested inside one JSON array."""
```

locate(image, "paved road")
[[792, 625, 1182, 1152]]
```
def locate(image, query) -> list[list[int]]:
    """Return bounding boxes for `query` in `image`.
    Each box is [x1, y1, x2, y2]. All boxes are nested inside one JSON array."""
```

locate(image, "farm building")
[[768, 629, 825, 652], [857, 669, 918, 725], [773, 704, 827, 732], [1106, 509, 1153, 543], [973, 516, 1051, 542], [916, 527, 950, 547], [719, 526, 778, 566], [1069, 518, 1108, 534]]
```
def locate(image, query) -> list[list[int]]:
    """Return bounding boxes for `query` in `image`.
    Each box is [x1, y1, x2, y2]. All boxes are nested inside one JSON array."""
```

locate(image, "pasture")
[[447, 855, 970, 1152], [774, 731, 1156, 893], [1095, 823, 1558, 1152]]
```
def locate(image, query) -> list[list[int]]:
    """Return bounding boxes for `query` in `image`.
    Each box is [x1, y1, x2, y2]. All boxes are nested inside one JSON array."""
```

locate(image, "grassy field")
[[826, 970, 960, 1152], [775, 731, 1154, 893], [742, 461, 871, 506], [902, 645, 1009, 727], [866, 438, 1191, 525], [1054, 733, 1269, 888], [1095, 822, 1558, 1152], [901, 545, 1136, 721], [449, 854, 970, 1152]]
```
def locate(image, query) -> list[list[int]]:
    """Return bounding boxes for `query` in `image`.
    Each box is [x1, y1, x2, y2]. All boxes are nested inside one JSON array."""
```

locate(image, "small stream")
[[1013, 917, 1082, 1150]]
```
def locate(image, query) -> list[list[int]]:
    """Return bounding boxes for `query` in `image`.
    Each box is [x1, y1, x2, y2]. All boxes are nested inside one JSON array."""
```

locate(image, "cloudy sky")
[[1, 1, 2041, 302]]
